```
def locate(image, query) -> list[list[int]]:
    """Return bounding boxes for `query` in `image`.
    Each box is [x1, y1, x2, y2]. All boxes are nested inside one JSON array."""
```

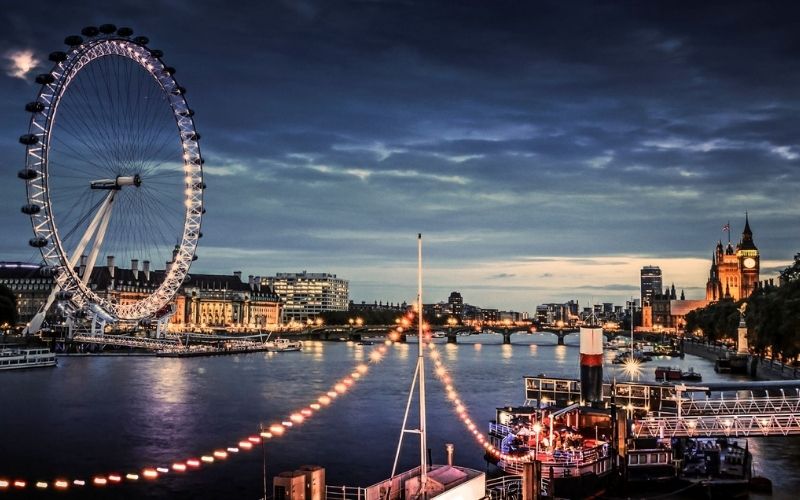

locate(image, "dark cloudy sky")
[[2, 1, 799, 312]]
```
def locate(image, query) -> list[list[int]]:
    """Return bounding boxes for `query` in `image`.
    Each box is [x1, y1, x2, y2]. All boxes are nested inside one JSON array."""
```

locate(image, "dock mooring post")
[[522, 460, 541, 500]]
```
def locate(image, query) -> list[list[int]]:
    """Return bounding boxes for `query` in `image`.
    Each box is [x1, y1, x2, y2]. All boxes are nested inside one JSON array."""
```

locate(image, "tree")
[[0, 284, 18, 326]]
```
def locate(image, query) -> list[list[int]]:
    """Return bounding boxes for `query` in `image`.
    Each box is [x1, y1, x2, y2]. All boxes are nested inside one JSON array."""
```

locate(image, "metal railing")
[[485, 475, 522, 499], [324, 485, 368, 500], [634, 413, 800, 438], [680, 391, 800, 416]]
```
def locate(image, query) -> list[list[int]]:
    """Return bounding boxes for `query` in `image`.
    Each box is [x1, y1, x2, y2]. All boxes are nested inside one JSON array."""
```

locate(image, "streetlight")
[[532, 422, 542, 459]]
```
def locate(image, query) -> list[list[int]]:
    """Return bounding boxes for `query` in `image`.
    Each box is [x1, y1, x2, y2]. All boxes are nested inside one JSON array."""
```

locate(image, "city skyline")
[[2, 1, 799, 311]]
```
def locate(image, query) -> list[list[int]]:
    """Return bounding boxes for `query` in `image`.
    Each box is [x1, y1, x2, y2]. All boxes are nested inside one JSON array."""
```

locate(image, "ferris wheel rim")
[[20, 30, 204, 322]]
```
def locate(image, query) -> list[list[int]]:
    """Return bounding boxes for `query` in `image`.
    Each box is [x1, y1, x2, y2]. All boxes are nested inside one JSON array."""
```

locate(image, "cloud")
[[4, 49, 39, 79], [487, 272, 515, 279]]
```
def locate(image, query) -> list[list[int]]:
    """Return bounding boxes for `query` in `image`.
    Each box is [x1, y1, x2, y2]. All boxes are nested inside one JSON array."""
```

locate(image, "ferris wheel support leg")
[[156, 312, 174, 339], [82, 192, 116, 287], [67, 190, 116, 271], [22, 284, 62, 335], [91, 315, 106, 338]]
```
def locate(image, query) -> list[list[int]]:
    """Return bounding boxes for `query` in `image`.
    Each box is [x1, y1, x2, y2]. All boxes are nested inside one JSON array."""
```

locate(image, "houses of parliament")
[[705, 214, 760, 301]]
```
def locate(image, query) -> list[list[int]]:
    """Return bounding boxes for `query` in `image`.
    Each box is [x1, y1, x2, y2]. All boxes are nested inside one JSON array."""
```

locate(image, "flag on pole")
[[722, 223, 730, 232]]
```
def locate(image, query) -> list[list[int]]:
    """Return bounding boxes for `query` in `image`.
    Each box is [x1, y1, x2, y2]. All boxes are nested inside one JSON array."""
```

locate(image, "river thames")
[[2, 333, 799, 499]]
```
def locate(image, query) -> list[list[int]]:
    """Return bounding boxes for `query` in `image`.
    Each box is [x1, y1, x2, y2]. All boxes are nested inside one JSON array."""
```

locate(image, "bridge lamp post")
[[532, 422, 542, 459]]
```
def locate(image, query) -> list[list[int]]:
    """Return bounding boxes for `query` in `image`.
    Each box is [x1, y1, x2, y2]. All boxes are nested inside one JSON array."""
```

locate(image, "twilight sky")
[[1, 1, 799, 312]]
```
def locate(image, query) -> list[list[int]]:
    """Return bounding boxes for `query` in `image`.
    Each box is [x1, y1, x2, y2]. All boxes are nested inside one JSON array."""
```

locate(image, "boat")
[[655, 366, 682, 381], [431, 331, 445, 338], [266, 338, 302, 352], [715, 352, 749, 374], [612, 350, 651, 364], [486, 399, 615, 498], [0, 347, 57, 370], [681, 367, 702, 382]]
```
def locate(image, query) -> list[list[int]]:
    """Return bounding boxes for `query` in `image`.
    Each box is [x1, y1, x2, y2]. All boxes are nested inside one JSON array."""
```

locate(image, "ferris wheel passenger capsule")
[[19, 134, 39, 145], [29, 237, 48, 248], [64, 35, 83, 46], [48, 51, 67, 62], [18, 169, 38, 180]]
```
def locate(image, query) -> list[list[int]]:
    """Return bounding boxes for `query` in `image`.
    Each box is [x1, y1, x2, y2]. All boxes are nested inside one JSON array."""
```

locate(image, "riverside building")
[[0, 261, 281, 332], [262, 272, 349, 322]]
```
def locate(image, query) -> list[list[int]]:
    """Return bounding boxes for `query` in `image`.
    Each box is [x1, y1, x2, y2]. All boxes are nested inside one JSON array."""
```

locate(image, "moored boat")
[[267, 338, 302, 352], [0, 347, 57, 370], [655, 366, 682, 381]]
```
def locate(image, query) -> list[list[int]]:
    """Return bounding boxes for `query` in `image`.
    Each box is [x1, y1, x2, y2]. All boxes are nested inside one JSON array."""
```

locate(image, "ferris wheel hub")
[[90, 174, 142, 190]]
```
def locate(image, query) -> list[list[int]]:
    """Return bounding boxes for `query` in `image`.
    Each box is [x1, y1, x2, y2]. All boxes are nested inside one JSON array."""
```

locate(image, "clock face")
[[744, 257, 756, 269]]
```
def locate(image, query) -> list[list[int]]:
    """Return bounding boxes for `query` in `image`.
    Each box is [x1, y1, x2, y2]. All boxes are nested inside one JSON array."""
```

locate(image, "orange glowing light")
[[126, 474, 139, 481], [301, 408, 313, 416], [93, 477, 107, 486], [214, 450, 228, 459], [334, 383, 347, 393], [327, 391, 338, 398], [310, 403, 321, 410], [54, 480, 68, 489], [172, 463, 187, 472], [35, 481, 48, 489], [108, 474, 122, 483], [186, 459, 201, 468], [290, 413, 304, 423], [0, 480, 8, 489], [227, 447, 239, 453], [356, 364, 368, 373], [201, 456, 214, 463], [248, 436, 261, 443], [269, 424, 285, 435], [73, 479, 86, 486], [143, 469, 158, 479], [239, 441, 253, 450]]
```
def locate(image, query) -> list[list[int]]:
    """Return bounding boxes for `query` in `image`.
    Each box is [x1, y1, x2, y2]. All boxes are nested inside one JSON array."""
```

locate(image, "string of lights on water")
[[0, 341, 394, 492]]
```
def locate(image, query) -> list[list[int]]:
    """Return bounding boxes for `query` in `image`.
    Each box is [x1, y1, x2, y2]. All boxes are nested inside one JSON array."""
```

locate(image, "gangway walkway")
[[71, 334, 177, 350], [635, 382, 800, 438]]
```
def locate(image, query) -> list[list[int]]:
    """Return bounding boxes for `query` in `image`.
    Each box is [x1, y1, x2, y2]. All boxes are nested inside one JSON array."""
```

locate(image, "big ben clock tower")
[[736, 213, 759, 298]]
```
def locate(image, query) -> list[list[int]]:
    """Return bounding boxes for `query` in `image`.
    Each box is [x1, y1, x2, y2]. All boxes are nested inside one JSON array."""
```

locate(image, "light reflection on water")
[[1, 333, 799, 499]]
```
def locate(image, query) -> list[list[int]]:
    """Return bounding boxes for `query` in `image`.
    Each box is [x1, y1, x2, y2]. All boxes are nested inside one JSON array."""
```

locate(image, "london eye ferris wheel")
[[18, 24, 205, 332]]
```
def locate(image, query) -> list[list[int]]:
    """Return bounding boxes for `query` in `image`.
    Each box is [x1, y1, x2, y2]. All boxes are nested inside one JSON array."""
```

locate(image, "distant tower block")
[[579, 326, 604, 406]]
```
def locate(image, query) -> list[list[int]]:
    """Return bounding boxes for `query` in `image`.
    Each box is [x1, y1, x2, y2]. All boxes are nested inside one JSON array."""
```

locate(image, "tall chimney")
[[107, 255, 115, 279], [131, 259, 139, 280], [234, 270, 242, 280], [248, 275, 255, 291], [255, 276, 261, 292], [143, 260, 151, 281], [579, 324, 603, 406]]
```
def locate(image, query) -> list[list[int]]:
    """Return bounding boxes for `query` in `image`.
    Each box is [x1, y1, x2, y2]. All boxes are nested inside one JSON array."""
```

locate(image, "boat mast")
[[418, 233, 428, 495], [388, 234, 429, 498]]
